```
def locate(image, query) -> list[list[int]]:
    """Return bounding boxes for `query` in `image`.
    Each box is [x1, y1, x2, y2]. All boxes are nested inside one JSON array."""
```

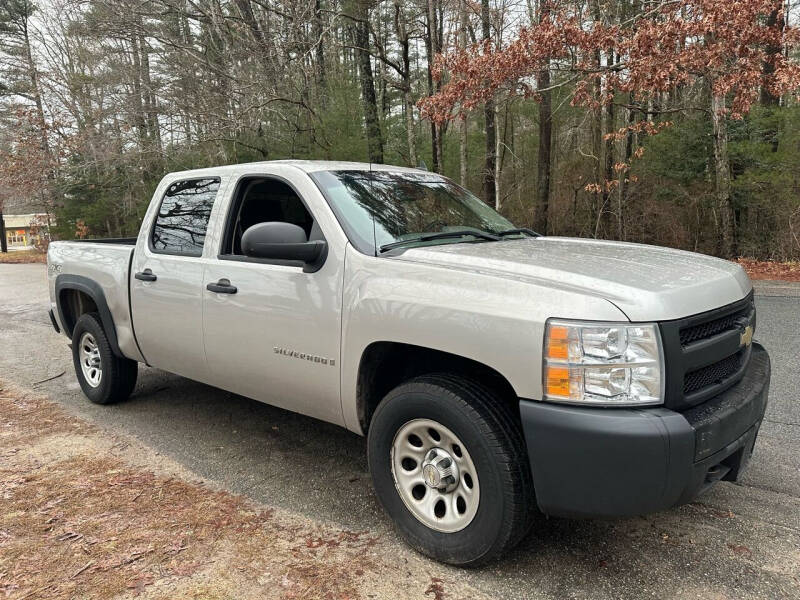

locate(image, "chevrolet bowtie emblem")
[[740, 325, 754, 348]]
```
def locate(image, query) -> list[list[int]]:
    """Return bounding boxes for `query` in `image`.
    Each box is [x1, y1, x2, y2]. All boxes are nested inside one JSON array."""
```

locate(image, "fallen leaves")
[[0, 380, 491, 600], [0, 250, 46, 264], [736, 258, 800, 282], [728, 544, 753, 557], [425, 577, 448, 600], [0, 382, 363, 598]]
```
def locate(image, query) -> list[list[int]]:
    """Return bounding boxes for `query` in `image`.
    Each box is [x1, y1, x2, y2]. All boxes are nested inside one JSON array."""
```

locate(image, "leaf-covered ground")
[[0, 250, 46, 264], [0, 380, 487, 599], [736, 258, 800, 282]]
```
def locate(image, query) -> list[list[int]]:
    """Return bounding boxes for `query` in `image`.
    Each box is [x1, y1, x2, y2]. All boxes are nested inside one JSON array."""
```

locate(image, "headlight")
[[543, 320, 664, 406]]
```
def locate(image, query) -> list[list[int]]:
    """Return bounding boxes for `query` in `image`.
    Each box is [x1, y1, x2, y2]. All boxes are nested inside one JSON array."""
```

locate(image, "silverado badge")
[[740, 325, 754, 348], [273, 346, 335, 366]]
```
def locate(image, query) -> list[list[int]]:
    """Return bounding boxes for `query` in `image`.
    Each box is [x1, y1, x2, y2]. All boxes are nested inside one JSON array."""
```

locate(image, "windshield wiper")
[[496, 228, 541, 238], [379, 229, 501, 253]]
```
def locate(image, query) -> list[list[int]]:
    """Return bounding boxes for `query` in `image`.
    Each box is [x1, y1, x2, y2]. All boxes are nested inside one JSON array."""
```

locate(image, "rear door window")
[[151, 178, 220, 256]]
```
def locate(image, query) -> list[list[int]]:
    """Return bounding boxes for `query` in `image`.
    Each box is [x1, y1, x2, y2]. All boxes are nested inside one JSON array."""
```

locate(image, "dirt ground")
[[0, 380, 488, 600]]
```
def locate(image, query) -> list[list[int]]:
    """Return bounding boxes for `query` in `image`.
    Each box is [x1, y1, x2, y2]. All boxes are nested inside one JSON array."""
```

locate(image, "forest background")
[[2, 0, 800, 260]]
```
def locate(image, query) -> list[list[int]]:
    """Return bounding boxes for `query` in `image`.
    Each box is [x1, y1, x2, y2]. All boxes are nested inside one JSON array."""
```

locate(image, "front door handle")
[[206, 278, 237, 294], [135, 268, 157, 282]]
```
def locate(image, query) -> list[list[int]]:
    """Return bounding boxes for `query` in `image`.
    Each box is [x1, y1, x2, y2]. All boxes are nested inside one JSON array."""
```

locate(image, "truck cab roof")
[[166, 159, 430, 179]]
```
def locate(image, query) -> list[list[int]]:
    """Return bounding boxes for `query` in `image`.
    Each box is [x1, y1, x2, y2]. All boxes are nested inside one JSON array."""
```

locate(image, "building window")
[[7, 230, 27, 246]]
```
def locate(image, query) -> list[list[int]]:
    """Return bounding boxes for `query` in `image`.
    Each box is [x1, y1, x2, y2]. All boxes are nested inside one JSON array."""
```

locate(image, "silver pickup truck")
[[47, 160, 771, 565]]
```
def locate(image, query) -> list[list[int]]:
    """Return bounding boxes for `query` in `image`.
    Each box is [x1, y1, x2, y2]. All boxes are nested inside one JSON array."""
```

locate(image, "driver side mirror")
[[241, 222, 326, 269]]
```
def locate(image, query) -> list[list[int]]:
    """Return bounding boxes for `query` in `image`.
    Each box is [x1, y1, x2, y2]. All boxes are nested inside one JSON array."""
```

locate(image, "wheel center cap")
[[421, 448, 459, 493], [423, 464, 441, 488]]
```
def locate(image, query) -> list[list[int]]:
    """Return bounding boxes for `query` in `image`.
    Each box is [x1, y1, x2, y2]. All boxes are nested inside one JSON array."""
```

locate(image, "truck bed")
[[67, 237, 137, 245], [47, 240, 144, 362]]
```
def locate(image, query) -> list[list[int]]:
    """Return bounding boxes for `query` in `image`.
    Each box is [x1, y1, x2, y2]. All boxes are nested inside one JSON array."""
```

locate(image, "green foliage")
[[728, 106, 800, 259], [639, 115, 712, 186], [53, 156, 160, 239], [0, 0, 38, 99], [628, 107, 800, 259], [313, 76, 371, 162]]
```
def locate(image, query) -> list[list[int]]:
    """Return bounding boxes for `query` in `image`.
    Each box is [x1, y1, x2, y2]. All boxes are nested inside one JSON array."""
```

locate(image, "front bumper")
[[520, 342, 770, 518]]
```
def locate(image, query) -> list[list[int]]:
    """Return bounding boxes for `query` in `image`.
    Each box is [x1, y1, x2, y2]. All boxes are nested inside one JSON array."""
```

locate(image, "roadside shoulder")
[[753, 280, 800, 298]]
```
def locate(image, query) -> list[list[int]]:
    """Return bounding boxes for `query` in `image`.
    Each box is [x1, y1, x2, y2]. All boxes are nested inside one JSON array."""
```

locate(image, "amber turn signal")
[[546, 325, 569, 360], [545, 365, 571, 398]]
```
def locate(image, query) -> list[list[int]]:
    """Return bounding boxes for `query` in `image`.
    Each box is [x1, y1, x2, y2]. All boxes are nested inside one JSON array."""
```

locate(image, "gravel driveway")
[[1, 263, 798, 599]]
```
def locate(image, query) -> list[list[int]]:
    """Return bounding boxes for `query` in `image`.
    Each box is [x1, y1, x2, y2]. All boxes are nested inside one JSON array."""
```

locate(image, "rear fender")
[[55, 274, 123, 357]]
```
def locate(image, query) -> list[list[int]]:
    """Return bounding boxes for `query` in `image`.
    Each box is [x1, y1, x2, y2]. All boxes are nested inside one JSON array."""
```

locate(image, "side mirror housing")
[[241, 222, 326, 269]]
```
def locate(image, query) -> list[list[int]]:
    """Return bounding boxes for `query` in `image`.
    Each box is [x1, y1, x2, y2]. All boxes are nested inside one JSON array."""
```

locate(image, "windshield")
[[311, 170, 517, 255]]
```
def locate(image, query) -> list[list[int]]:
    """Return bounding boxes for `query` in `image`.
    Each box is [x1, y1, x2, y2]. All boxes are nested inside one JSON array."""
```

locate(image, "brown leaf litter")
[[0, 380, 489, 599]]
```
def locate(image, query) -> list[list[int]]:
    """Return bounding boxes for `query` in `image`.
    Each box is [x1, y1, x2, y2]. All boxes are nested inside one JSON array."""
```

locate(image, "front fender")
[[339, 247, 627, 434]]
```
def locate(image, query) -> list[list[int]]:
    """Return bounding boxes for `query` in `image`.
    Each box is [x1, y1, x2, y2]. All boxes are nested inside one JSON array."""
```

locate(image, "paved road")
[[1, 263, 799, 599]]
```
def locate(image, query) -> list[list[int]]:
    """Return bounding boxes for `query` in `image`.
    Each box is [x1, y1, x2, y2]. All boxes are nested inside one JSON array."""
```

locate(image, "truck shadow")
[[125, 367, 379, 530]]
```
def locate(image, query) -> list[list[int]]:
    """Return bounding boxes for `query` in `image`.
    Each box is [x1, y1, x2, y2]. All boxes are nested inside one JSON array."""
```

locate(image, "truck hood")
[[394, 237, 752, 321]]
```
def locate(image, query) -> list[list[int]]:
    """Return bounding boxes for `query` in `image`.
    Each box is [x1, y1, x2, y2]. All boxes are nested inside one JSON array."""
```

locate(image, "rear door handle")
[[135, 269, 157, 282], [206, 278, 237, 294]]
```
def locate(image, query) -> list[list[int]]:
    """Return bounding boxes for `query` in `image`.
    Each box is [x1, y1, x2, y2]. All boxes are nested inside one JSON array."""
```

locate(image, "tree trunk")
[[394, 1, 417, 167], [535, 61, 552, 234], [602, 54, 616, 237], [495, 102, 503, 211], [589, 0, 603, 237], [760, 6, 783, 107], [617, 94, 636, 241], [425, 0, 442, 172], [129, 34, 149, 147], [712, 94, 735, 257], [22, 16, 50, 161], [313, 0, 326, 89], [0, 213, 7, 253], [353, 8, 384, 163], [423, 7, 438, 171], [377, 15, 388, 121], [405, 90, 419, 167], [139, 32, 162, 152], [760, 6, 783, 153], [435, 0, 446, 171], [458, 0, 469, 185], [481, 0, 496, 206], [591, 102, 603, 238]]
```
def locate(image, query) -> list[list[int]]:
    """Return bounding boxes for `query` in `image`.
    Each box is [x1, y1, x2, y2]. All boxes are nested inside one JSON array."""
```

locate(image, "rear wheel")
[[367, 374, 534, 566], [71, 312, 138, 404]]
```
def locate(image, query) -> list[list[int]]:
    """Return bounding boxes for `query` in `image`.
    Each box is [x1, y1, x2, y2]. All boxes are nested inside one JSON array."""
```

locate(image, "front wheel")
[[367, 374, 535, 566], [71, 312, 138, 404]]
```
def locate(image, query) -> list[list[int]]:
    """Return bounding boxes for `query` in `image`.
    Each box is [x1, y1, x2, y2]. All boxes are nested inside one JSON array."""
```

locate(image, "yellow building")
[[3, 213, 50, 250]]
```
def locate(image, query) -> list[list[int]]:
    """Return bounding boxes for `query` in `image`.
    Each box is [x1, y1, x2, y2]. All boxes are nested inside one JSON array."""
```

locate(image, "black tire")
[[71, 312, 138, 404], [367, 373, 535, 566]]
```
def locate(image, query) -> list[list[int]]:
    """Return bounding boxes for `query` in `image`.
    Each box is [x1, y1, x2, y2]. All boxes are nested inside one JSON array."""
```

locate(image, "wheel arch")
[[355, 341, 518, 435], [55, 274, 123, 357]]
